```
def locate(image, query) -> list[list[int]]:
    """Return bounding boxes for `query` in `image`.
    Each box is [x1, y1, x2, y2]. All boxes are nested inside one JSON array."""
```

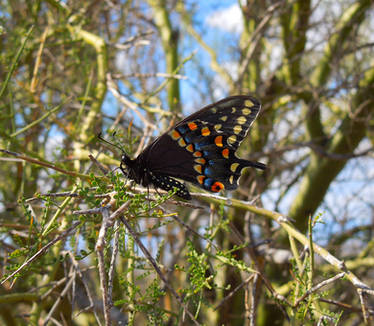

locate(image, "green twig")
[[144, 51, 196, 104], [41, 185, 78, 237], [307, 215, 315, 290], [0, 26, 34, 99], [10, 99, 69, 138]]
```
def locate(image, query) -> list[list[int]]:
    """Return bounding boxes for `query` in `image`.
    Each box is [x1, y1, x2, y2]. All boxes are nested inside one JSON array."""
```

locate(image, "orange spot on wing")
[[193, 151, 202, 157], [222, 148, 229, 158], [215, 136, 223, 147], [197, 175, 205, 184], [211, 181, 224, 192], [178, 138, 186, 147], [171, 130, 181, 140], [186, 144, 194, 152], [201, 127, 210, 136], [194, 165, 203, 173], [194, 158, 206, 164], [188, 122, 198, 130]]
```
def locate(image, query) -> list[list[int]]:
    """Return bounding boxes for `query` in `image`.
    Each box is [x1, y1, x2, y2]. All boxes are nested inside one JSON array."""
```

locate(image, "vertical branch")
[[147, 0, 181, 111], [127, 231, 136, 325], [67, 27, 108, 143], [96, 206, 113, 326], [108, 220, 120, 307], [249, 274, 258, 326], [280, 0, 311, 85]]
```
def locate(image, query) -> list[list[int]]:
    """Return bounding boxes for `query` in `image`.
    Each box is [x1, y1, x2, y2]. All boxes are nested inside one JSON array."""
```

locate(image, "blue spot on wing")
[[183, 135, 194, 143], [204, 167, 215, 177], [203, 178, 214, 188], [194, 141, 210, 150], [176, 125, 189, 134]]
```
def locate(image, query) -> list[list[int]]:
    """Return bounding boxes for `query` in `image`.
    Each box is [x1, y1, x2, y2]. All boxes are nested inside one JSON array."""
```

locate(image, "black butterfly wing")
[[138, 95, 265, 196], [174, 95, 261, 150]]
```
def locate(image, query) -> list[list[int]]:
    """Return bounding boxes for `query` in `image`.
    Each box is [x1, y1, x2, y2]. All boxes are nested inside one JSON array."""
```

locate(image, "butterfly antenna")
[[97, 132, 124, 153]]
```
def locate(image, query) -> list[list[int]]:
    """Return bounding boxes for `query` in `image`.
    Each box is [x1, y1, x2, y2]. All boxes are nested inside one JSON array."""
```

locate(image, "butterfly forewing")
[[175, 95, 261, 151], [133, 95, 265, 198]]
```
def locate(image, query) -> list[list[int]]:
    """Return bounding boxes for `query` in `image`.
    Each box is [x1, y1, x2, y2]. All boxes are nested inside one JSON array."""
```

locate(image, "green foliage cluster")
[[1, 1, 374, 325]]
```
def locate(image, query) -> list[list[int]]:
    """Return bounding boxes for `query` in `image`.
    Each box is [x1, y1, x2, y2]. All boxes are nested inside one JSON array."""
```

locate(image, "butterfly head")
[[120, 153, 142, 183], [97, 133, 138, 181], [120, 153, 132, 175]]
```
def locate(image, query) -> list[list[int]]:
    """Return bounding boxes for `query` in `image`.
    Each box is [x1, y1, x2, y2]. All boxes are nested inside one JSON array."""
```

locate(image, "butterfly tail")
[[244, 160, 266, 170]]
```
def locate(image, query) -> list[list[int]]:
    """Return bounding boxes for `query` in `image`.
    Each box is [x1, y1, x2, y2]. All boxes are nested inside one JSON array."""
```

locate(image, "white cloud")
[[45, 132, 64, 161], [211, 60, 239, 98], [205, 4, 243, 34], [115, 51, 131, 75], [36, 132, 65, 193]]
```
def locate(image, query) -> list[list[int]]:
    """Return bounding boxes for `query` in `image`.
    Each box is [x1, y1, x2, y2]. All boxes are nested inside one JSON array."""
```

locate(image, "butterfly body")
[[120, 95, 266, 200]]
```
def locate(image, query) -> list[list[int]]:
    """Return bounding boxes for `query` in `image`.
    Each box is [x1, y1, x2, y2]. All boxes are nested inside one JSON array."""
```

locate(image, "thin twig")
[[43, 267, 76, 326], [106, 75, 157, 129], [112, 72, 187, 80], [49, 317, 64, 326], [0, 149, 88, 180], [113, 39, 150, 49], [73, 207, 107, 215], [170, 214, 219, 250], [318, 298, 368, 313], [31, 26, 48, 91], [112, 29, 154, 49], [358, 288, 370, 324], [73, 264, 102, 324], [119, 215, 200, 325], [134, 124, 154, 157], [259, 275, 292, 316], [214, 275, 255, 311], [39, 265, 96, 301], [89, 154, 109, 175], [0, 25, 34, 98], [11, 100, 69, 138], [316, 315, 336, 326], [1, 221, 81, 285], [294, 272, 346, 306], [237, 1, 282, 85]]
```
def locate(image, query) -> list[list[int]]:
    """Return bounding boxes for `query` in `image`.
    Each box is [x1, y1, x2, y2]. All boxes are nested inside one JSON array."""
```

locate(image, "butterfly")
[[116, 95, 265, 200]]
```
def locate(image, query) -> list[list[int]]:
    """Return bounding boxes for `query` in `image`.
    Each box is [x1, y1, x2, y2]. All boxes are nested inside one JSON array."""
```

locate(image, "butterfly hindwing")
[[133, 95, 265, 198]]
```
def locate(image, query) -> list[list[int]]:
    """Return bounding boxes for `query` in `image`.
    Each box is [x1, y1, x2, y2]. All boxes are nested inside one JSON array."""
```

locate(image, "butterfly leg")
[[153, 186, 163, 197], [146, 185, 151, 211]]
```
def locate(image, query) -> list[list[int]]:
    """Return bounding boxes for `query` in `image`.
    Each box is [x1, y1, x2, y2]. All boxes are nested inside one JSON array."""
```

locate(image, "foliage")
[[0, 1, 374, 325]]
